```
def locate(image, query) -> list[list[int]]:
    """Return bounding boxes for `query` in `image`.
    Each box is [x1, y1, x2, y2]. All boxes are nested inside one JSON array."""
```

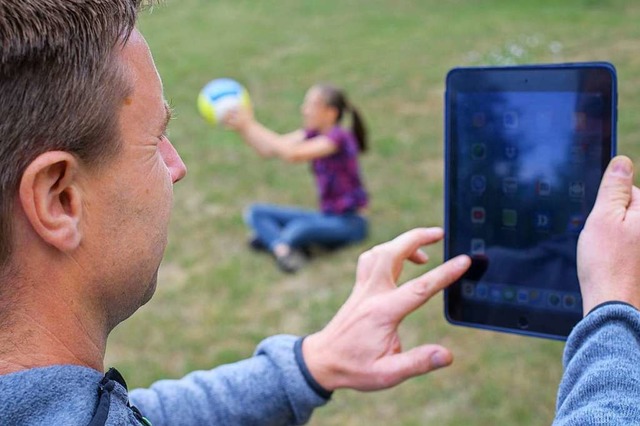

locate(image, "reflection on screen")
[[452, 91, 605, 313]]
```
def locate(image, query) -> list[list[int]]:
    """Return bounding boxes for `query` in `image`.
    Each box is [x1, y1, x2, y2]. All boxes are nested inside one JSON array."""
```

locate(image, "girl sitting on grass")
[[224, 83, 369, 273]]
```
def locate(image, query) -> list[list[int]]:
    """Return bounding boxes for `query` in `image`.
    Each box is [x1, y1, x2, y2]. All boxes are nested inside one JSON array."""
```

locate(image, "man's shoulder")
[[0, 365, 134, 425]]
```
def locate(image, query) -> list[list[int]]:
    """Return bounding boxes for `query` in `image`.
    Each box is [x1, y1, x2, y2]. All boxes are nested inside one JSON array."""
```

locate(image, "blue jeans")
[[244, 203, 368, 252]]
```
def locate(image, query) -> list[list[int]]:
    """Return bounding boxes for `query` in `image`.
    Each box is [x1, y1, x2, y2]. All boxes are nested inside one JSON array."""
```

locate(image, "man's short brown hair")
[[0, 0, 145, 266]]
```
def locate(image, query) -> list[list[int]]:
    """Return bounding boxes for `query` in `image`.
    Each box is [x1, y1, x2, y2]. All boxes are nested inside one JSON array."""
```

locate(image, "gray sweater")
[[554, 302, 640, 424], [3, 305, 640, 425], [0, 334, 328, 425]]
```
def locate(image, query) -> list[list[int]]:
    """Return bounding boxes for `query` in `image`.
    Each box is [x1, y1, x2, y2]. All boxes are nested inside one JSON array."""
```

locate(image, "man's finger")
[[385, 255, 471, 319], [407, 249, 429, 265], [367, 228, 445, 283], [386, 228, 444, 261], [372, 345, 453, 389], [590, 156, 634, 221]]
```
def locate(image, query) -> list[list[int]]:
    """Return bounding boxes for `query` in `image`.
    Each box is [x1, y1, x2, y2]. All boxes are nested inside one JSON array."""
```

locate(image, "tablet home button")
[[517, 316, 529, 329]]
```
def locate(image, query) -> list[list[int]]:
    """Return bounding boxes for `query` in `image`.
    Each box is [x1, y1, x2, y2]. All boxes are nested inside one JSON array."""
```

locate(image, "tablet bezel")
[[443, 62, 617, 340]]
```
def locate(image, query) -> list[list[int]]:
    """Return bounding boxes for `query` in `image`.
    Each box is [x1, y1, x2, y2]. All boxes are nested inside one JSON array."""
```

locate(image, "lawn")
[[106, 0, 640, 424]]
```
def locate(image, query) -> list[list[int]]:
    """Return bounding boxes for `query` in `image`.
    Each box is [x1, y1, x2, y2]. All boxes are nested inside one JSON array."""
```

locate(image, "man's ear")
[[19, 151, 83, 252]]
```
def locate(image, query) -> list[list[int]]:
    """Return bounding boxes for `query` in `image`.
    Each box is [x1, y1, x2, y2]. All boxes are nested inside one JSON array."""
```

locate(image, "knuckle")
[[373, 370, 398, 390], [358, 251, 373, 264], [412, 280, 432, 298], [370, 244, 391, 258]]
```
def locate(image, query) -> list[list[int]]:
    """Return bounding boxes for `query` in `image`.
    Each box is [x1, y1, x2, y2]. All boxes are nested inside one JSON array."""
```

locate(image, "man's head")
[[0, 0, 186, 333], [0, 0, 142, 267]]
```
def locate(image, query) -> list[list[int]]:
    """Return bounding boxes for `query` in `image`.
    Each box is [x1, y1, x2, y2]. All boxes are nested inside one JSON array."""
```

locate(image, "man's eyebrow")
[[162, 101, 173, 133]]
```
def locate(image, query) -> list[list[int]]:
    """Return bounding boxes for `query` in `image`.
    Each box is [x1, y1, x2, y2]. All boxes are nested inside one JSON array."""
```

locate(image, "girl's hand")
[[222, 106, 254, 132]]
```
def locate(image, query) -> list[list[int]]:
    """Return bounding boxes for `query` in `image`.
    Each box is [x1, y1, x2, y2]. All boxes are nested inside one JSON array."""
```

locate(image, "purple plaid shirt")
[[305, 126, 368, 214]]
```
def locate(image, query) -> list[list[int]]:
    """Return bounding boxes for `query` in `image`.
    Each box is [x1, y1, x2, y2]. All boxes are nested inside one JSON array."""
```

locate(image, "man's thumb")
[[592, 156, 634, 219]]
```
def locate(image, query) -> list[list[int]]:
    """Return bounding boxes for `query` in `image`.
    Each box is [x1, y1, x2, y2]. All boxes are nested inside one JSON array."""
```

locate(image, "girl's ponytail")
[[349, 104, 367, 153], [315, 83, 368, 153]]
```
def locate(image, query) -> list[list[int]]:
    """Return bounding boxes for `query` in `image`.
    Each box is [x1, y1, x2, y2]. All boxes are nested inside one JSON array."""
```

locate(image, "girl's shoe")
[[275, 249, 307, 273]]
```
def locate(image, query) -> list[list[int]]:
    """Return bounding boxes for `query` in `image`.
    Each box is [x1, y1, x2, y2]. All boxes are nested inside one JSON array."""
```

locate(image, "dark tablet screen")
[[444, 63, 616, 340]]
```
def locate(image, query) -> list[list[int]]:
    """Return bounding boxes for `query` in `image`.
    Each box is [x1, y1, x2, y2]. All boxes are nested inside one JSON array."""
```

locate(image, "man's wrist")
[[294, 336, 333, 399], [586, 300, 639, 317]]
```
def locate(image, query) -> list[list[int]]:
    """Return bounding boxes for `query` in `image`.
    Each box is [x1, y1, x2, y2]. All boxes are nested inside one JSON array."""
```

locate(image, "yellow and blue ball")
[[197, 78, 252, 126]]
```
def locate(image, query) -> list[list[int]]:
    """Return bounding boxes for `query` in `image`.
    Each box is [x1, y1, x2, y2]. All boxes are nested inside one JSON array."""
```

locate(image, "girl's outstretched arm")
[[224, 107, 338, 162]]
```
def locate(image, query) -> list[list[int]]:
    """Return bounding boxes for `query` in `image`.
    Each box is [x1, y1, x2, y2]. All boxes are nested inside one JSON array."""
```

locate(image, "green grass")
[[106, 0, 640, 424]]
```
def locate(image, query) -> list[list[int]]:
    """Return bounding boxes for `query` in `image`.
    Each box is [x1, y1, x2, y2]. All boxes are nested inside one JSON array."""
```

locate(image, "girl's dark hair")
[[315, 84, 368, 153]]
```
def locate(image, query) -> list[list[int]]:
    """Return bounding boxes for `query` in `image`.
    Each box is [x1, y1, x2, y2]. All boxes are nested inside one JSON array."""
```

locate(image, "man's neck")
[[0, 302, 106, 375]]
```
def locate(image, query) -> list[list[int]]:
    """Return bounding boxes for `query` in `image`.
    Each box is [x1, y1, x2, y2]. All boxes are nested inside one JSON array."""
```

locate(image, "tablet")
[[443, 63, 617, 340]]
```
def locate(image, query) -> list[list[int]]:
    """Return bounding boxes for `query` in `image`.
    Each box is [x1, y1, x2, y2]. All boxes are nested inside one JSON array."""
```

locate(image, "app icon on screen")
[[472, 143, 486, 160], [490, 286, 502, 302], [462, 281, 475, 298], [534, 211, 552, 231], [470, 175, 486, 194], [529, 290, 542, 306], [503, 287, 516, 302], [502, 177, 518, 194], [563, 294, 577, 309], [567, 214, 585, 233], [503, 111, 518, 129], [470, 238, 485, 255], [504, 144, 518, 160], [517, 289, 529, 304], [569, 182, 585, 200], [537, 180, 551, 196], [471, 207, 486, 224], [502, 209, 517, 228], [476, 283, 488, 299], [473, 112, 486, 128]]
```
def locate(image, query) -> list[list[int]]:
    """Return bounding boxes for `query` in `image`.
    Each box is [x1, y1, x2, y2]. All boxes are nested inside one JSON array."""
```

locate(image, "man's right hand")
[[301, 228, 470, 392], [577, 155, 640, 315]]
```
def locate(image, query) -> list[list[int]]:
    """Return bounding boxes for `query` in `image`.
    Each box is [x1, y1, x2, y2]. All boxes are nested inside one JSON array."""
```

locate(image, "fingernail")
[[430, 351, 449, 369], [611, 159, 632, 177]]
